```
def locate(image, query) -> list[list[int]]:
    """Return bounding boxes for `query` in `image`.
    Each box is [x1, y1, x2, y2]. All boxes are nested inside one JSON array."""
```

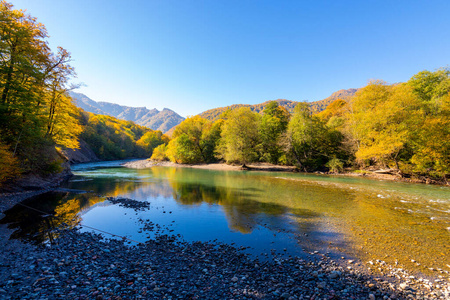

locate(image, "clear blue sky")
[[10, 0, 450, 117]]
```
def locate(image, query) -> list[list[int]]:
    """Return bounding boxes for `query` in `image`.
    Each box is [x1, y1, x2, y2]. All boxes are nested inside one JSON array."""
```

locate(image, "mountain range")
[[70, 92, 185, 133], [70, 88, 358, 134]]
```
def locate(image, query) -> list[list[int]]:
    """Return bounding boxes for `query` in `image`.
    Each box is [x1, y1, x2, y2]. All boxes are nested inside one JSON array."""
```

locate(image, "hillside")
[[70, 92, 185, 133], [309, 88, 359, 113], [198, 89, 358, 121], [76, 111, 168, 161]]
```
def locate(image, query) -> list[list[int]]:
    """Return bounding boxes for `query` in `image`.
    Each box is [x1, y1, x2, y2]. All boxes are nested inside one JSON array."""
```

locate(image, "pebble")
[[0, 196, 449, 300]]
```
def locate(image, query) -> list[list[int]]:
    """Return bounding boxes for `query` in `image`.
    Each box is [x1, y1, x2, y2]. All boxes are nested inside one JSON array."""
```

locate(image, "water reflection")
[[1, 163, 449, 275]]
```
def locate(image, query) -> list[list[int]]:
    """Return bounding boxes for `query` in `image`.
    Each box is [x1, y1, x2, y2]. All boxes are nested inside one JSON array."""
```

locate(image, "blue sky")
[[10, 0, 450, 117]]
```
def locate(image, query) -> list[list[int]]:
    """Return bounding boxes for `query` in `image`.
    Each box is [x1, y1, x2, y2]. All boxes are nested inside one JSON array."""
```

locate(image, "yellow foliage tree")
[[0, 139, 20, 185], [350, 81, 422, 169]]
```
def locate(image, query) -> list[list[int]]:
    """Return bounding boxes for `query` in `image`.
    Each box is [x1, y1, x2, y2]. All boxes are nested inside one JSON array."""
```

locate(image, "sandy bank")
[[122, 159, 298, 172], [122, 159, 449, 186]]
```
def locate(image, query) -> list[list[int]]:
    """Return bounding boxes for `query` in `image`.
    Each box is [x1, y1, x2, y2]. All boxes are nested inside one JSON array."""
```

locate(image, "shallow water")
[[2, 161, 449, 275]]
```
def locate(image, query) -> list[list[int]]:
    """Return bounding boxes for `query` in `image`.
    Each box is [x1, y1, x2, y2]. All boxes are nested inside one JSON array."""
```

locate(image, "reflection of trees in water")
[[157, 167, 321, 234], [0, 192, 112, 243], [1, 192, 72, 243], [68, 172, 174, 200]]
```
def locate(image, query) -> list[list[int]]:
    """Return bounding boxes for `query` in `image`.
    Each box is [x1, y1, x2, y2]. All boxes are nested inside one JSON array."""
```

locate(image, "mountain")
[[198, 88, 359, 121], [70, 92, 185, 133]]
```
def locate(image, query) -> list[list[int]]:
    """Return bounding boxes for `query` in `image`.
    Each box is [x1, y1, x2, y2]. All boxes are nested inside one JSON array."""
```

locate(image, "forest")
[[154, 70, 450, 182], [0, 2, 167, 186], [1, 1, 449, 186]]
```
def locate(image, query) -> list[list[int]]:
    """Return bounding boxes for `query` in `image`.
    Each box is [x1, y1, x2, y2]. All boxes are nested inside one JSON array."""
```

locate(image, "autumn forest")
[[1, 1, 449, 187]]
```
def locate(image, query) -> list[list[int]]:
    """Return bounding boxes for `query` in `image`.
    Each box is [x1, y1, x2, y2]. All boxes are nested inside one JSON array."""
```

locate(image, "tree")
[[0, 138, 19, 185], [136, 130, 168, 157], [218, 107, 260, 164], [166, 116, 219, 164], [151, 144, 169, 161], [286, 102, 341, 171], [258, 101, 290, 164], [0, 1, 81, 174], [349, 81, 421, 170], [407, 69, 450, 178]]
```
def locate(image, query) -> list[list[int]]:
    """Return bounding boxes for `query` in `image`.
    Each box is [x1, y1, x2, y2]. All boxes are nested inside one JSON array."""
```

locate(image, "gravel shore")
[[122, 160, 298, 172], [1, 195, 449, 299]]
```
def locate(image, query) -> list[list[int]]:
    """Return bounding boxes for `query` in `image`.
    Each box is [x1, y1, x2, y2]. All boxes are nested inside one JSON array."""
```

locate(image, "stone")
[[329, 271, 339, 279], [399, 283, 409, 290]]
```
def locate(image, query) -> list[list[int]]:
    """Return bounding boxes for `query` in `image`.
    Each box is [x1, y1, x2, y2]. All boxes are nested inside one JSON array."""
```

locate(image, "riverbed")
[[2, 160, 449, 278]]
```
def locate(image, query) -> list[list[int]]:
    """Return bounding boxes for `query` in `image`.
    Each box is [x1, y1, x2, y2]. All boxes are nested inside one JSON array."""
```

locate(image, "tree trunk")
[[1, 43, 16, 106]]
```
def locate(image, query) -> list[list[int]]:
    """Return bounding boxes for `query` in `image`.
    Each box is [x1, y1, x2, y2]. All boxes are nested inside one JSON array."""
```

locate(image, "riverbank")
[[122, 159, 449, 186], [1, 218, 448, 299], [1, 161, 449, 298], [122, 159, 298, 172]]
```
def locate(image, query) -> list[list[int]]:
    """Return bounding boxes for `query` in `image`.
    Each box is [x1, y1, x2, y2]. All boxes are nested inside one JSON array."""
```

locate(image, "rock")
[[231, 276, 238, 282], [329, 271, 340, 279], [399, 282, 409, 290]]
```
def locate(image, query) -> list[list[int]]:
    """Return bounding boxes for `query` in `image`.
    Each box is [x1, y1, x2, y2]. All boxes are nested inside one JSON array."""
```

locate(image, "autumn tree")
[[0, 138, 19, 185], [349, 81, 422, 170], [136, 130, 168, 157], [0, 1, 81, 174]]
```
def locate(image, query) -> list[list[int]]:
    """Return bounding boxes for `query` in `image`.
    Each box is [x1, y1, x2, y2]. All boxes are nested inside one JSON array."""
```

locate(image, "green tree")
[[218, 107, 260, 164], [258, 101, 290, 164], [150, 144, 169, 161], [286, 103, 342, 171], [136, 130, 168, 157], [407, 69, 450, 178], [166, 116, 219, 164]]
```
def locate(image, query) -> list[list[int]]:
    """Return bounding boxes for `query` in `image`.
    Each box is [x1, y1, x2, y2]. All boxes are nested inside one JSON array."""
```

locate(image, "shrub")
[[326, 157, 344, 173]]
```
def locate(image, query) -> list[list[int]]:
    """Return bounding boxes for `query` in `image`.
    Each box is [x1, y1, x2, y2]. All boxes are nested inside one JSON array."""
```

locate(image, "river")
[[2, 160, 449, 277]]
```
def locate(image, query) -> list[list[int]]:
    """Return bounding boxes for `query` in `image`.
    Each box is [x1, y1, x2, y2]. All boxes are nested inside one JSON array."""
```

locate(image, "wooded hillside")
[[198, 89, 358, 121], [0, 1, 81, 185]]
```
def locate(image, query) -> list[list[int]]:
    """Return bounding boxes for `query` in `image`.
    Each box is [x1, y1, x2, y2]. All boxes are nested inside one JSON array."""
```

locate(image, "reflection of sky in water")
[[80, 197, 305, 258], [3, 161, 450, 271]]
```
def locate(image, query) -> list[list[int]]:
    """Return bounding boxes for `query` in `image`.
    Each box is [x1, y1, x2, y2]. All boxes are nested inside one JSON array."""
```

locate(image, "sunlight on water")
[[2, 161, 449, 276]]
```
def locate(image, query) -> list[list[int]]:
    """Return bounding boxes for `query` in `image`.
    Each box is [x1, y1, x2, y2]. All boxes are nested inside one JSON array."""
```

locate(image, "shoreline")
[[1, 160, 449, 298], [1, 199, 448, 299], [122, 159, 449, 186]]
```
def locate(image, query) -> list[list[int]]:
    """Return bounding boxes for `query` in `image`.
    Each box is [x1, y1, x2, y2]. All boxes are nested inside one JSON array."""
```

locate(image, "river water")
[[2, 161, 449, 276]]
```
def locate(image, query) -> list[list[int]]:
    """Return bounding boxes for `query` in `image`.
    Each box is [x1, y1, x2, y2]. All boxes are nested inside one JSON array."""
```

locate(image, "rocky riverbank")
[[1, 195, 449, 299], [1, 227, 449, 299]]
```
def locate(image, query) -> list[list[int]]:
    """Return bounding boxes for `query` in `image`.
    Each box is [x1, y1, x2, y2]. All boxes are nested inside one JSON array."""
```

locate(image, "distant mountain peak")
[[69, 92, 185, 133]]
